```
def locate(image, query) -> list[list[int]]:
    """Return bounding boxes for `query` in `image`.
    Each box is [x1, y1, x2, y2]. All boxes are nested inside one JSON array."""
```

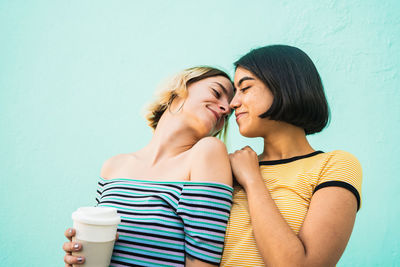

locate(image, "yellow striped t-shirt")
[[221, 150, 362, 266]]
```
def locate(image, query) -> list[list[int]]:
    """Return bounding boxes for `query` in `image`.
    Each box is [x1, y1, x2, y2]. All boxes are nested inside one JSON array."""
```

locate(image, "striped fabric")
[[95, 177, 233, 267], [221, 150, 362, 266]]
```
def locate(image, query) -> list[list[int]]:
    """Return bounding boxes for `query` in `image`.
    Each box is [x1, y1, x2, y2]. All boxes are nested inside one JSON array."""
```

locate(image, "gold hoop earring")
[[168, 95, 185, 114]]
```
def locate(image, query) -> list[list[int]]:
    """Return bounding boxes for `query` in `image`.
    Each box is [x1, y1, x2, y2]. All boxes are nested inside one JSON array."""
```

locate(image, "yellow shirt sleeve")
[[314, 150, 363, 210]]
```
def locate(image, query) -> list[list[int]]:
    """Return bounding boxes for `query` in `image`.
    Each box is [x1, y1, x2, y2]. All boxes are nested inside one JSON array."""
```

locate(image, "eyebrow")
[[236, 76, 255, 88]]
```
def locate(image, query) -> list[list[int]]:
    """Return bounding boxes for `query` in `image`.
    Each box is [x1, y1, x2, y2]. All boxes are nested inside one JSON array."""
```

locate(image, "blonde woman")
[[63, 66, 235, 267]]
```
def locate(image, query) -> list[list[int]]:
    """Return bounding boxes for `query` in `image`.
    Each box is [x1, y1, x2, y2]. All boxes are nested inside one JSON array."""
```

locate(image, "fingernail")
[[69, 229, 73, 234], [77, 257, 83, 263], [73, 243, 80, 250]]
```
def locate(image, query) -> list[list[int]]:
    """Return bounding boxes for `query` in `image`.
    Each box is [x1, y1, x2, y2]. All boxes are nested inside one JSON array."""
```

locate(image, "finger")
[[63, 242, 82, 253], [241, 146, 252, 151], [65, 228, 75, 241], [64, 254, 85, 265], [116, 233, 119, 240]]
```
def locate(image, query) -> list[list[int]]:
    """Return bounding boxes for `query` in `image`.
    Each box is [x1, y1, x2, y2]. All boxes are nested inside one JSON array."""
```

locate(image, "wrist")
[[242, 173, 264, 192]]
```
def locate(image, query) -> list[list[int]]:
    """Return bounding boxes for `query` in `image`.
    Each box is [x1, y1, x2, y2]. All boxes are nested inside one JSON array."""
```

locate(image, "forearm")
[[245, 178, 309, 267]]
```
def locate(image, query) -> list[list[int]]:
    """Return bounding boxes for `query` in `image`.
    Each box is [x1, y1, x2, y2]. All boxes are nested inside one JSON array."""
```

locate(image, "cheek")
[[261, 92, 274, 111], [188, 106, 217, 129], [251, 96, 272, 116], [239, 105, 265, 131]]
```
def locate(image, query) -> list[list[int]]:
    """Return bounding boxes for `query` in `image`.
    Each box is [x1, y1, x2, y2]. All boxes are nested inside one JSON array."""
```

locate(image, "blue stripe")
[[96, 178, 232, 266]]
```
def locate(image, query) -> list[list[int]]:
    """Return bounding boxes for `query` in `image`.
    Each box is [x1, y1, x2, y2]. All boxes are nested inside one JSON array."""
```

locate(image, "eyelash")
[[212, 88, 221, 98], [240, 86, 250, 92]]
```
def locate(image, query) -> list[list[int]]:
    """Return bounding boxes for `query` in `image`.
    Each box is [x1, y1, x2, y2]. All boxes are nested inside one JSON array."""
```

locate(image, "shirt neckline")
[[259, 151, 324, 166], [99, 177, 233, 190]]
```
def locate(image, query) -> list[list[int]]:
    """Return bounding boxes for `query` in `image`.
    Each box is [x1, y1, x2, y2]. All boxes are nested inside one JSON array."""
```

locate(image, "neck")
[[141, 113, 201, 166], [259, 122, 314, 161]]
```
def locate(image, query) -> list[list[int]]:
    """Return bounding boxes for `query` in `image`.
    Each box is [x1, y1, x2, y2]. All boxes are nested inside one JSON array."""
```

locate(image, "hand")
[[63, 227, 119, 266], [63, 228, 84, 267], [229, 146, 263, 189]]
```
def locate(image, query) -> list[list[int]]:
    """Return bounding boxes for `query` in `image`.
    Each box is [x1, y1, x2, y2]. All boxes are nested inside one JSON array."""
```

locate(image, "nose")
[[218, 101, 231, 115], [229, 92, 240, 110]]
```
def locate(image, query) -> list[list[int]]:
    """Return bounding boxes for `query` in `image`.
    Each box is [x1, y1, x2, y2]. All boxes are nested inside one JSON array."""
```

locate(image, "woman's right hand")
[[63, 228, 85, 266]]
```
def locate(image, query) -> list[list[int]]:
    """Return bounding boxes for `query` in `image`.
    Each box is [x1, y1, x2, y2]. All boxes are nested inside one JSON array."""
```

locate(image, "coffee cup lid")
[[72, 207, 121, 225]]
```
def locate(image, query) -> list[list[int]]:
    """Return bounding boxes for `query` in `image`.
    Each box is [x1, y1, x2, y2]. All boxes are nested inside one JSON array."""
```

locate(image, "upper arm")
[[299, 186, 357, 266], [189, 137, 232, 186], [298, 151, 362, 266]]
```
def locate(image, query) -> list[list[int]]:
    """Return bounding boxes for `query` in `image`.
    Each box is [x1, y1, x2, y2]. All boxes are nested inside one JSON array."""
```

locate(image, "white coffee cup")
[[71, 207, 121, 267]]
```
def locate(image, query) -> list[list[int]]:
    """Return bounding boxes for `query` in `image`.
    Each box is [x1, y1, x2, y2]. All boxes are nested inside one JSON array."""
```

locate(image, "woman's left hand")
[[229, 146, 263, 189]]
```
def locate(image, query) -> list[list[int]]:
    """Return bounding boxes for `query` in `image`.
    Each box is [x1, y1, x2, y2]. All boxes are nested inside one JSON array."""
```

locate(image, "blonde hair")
[[145, 66, 232, 139]]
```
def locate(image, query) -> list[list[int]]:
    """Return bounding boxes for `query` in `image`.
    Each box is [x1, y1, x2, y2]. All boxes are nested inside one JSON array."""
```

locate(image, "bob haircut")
[[234, 45, 330, 135], [146, 66, 232, 139]]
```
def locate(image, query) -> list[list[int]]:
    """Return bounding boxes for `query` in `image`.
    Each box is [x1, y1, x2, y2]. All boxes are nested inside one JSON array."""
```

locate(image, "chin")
[[239, 127, 259, 138]]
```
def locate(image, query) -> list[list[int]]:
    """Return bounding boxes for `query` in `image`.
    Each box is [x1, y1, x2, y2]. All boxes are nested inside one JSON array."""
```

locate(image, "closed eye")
[[212, 88, 221, 98], [240, 86, 250, 93]]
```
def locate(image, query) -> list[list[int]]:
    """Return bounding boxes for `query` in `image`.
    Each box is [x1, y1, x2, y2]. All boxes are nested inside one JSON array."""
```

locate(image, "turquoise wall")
[[1, 1, 399, 266]]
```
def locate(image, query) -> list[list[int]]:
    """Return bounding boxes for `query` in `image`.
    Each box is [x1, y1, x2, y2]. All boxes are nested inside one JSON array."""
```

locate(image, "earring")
[[168, 95, 185, 114]]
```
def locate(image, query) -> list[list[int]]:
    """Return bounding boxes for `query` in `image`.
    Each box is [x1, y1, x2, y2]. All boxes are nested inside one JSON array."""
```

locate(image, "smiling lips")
[[235, 112, 247, 121]]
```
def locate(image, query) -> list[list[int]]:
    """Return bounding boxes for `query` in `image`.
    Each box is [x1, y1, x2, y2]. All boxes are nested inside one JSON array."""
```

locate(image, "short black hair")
[[234, 45, 330, 135]]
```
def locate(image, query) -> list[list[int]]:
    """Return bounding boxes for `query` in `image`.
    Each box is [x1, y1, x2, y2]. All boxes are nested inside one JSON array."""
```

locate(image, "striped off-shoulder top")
[[95, 177, 233, 267]]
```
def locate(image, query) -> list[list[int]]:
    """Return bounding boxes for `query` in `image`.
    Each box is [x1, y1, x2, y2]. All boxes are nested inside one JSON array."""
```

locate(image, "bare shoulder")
[[191, 136, 228, 155], [190, 137, 229, 166], [190, 137, 232, 186], [100, 153, 134, 180]]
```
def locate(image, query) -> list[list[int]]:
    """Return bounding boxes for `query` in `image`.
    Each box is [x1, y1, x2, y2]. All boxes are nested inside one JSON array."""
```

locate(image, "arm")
[[185, 255, 221, 267], [185, 137, 233, 267], [230, 147, 358, 267]]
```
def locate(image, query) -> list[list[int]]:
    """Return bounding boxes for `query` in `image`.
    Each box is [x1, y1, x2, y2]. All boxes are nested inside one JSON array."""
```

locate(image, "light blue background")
[[1, 1, 399, 266]]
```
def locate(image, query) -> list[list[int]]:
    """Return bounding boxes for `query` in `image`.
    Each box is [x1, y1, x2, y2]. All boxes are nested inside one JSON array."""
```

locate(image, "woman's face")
[[180, 75, 234, 137], [231, 67, 274, 137]]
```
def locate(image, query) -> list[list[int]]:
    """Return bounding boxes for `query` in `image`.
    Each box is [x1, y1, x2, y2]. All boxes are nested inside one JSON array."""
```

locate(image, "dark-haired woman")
[[221, 45, 362, 266]]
